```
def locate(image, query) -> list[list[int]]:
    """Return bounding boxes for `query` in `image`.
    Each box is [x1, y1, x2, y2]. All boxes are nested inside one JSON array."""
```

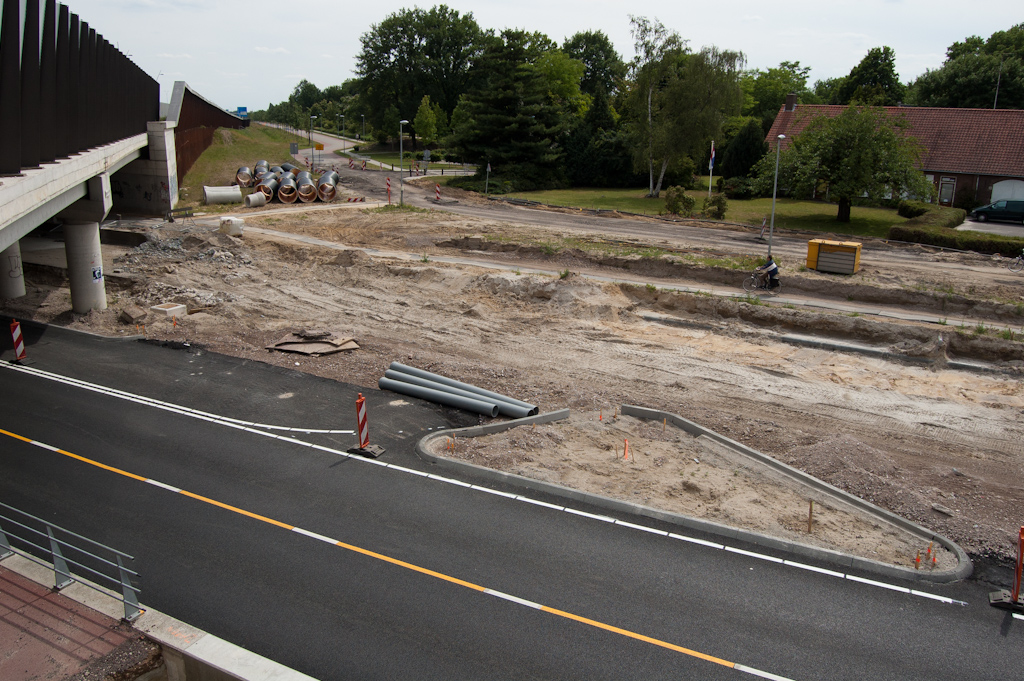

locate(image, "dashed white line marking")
[[615, 520, 669, 536], [388, 464, 428, 477], [564, 508, 615, 523], [484, 589, 543, 610], [735, 663, 797, 680], [471, 486, 518, 499], [516, 497, 564, 511], [145, 479, 181, 493], [783, 560, 845, 579], [1013, 613, 1024, 621], [291, 527, 339, 544], [670, 533, 725, 549], [429, 474, 472, 487], [726, 547, 784, 563]]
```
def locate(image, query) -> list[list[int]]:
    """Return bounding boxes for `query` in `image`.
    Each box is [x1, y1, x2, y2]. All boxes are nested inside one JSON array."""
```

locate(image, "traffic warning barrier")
[[386, 177, 391, 204], [356, 393, 369, 448], [345, 197, 366, 202], [348, 158, 355, 169], [361, 160, 366, 171], [435, 184, 441, 201], [10, 320, 26, 361]]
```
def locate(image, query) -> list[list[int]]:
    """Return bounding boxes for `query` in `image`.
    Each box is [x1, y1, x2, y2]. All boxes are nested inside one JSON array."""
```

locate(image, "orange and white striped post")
[[10, 320, 26, 361], [386, 177, 391, 204], [355, 393, 369, 449], [361, 159, 366, 171], [1014, 526, 1024, 604], [435, 184, 441, 202]]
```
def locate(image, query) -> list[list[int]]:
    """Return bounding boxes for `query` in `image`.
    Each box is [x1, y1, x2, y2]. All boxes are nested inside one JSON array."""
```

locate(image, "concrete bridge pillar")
[[0, 242, 26, 299], [64, 222, 107, 313]]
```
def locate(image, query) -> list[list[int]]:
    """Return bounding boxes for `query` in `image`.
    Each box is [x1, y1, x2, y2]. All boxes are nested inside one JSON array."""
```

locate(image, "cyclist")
[[756, 255, 780, 289]]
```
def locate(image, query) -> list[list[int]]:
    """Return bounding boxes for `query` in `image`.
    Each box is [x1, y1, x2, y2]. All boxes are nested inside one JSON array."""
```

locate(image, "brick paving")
[[0, 565, 132, 680]]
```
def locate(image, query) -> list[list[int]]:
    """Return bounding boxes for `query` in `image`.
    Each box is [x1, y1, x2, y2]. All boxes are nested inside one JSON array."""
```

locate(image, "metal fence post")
[[0, 521, 12, 559], [47, 526, 73, 589], [117, 554, 141, 621]]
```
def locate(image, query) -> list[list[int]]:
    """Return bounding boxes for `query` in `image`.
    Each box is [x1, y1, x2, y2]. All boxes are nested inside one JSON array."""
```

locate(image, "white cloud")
[[156, 53, 193, 59], [254, 46, 291, 55]]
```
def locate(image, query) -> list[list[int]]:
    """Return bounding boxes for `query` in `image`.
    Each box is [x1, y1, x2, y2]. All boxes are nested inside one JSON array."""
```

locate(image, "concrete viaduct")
[[0, 0, 246, 313]]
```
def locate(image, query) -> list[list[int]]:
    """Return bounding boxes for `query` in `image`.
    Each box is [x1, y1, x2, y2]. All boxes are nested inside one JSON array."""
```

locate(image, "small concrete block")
[[151, 303, 186, 317], [120, 304, 148, 324]]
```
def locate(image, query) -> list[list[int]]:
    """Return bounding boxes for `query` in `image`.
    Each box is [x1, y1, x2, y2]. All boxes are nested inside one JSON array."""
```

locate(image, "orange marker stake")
[[599, 410, 603, 421], [623, 439, 630, 460], [915, 551, 921, 570]]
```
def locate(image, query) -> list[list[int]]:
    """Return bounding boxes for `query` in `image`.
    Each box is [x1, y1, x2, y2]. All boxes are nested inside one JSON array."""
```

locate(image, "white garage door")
[[992, 179, 1024, 201]]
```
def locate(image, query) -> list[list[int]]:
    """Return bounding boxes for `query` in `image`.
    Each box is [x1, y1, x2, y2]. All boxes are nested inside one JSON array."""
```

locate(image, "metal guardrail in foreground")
[[0, 501, 141, 621]]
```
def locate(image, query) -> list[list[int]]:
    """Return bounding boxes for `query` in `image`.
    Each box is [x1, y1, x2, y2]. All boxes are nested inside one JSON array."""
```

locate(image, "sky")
[[59, 0, 1021, 112]]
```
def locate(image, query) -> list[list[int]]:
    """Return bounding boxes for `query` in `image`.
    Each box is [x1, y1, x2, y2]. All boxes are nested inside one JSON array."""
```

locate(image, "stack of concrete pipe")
[[239, 160, 348, 205], [317, 171, 339, 202], [378, 362, 539, 418]]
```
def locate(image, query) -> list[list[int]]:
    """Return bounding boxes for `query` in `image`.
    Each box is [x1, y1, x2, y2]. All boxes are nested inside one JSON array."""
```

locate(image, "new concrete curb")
[[417, 406, 972, 584]]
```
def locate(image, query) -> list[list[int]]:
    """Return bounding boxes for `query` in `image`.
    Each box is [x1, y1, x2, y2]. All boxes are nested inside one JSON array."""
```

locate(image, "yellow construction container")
[[806, 239, 862, 274]]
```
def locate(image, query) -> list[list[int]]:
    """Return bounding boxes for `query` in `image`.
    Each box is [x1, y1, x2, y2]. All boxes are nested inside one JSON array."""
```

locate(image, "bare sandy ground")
[[6, 201, 1024, 571]]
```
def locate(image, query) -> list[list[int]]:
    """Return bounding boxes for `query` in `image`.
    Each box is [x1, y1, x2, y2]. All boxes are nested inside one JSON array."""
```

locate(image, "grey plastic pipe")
[[389, 362, 538, 415], [384, 370, 533, 418], [244, 192, 267, 208], [255, 175, 279, 200], [204, 186, 243, 205], [277, 176, 298, 204], [378, 377, 499, 417], [296, 172, 317, 202]]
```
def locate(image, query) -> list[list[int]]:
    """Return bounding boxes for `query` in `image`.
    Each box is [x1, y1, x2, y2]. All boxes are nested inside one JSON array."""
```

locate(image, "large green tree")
[[755, 106, 933, 222], [908, 24, 1024, 109], [835, 47, 905, 105], [741, 61, 813, 133], [562, 30, 627, 96], [450, 29, 567, 188], [721, 118, 767, 179], [356, 5, 485, 144]]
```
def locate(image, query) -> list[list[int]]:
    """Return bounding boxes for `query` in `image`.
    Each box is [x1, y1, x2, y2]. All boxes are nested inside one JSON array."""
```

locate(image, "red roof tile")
[[766, 106, 1024, 178]]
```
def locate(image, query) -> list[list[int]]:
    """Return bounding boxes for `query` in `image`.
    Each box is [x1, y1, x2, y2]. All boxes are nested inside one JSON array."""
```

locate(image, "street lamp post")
[[309, 115, 317, 168], [399, 119, 409, 205], [768, 134, 785, 258], [342, 115, 345, 141]]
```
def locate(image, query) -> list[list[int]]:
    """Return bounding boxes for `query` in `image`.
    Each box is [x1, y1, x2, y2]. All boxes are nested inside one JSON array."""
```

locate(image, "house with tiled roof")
[[766, 94, 1024, 208]]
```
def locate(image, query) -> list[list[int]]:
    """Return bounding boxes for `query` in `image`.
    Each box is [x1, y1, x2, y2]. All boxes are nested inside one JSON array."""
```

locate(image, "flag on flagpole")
[[708, 141, 715, 170]]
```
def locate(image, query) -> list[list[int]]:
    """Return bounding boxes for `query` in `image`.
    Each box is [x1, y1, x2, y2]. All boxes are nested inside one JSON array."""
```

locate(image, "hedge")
[[888, 223, 1024, 255]]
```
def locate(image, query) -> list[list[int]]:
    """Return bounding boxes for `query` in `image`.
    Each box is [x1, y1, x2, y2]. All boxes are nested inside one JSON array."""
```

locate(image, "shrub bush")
[[703, 194, 728, 220], [897, 200, 929, 219], [674, 157, 698, 190], [402, 151, 413, 160], [664, 186, 696, 216], [903, 204, 967, 229], [722, 176, 756, 200]]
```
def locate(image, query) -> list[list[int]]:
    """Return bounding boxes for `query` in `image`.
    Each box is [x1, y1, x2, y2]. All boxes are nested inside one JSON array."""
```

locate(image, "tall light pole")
[[768, 134, 785, 258], [309, 115, 317, 167], [342, 114, 345, 141], [399, 119, 409, 205]]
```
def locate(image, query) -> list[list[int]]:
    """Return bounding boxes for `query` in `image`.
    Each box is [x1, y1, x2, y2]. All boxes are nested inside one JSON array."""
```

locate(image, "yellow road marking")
[[3, 427, 755, 675]]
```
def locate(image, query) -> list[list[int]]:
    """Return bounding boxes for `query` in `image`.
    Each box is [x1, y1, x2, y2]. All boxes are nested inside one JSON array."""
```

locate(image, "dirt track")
[[6, 181, 1024, 573]]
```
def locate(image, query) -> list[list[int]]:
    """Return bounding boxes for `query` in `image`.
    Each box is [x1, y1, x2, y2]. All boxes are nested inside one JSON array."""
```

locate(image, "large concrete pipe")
[[389, 362, 538, 415], [277, 176, 298, 204], [296, 172, 318, 203], [384, 370, 534, 419], [0, 242, 26, 299], [317, 171, 339, 202], [255, 175, 279, 201], [253, 161, 270, 181], [378, 377, 499, 417], [270, 166, 284, 175], [281, 162, 300, 175], [204, 186, 243, 205], [244, 192, 267, 208], [235, 167, 253, 187], [64, 222, 107, 313]]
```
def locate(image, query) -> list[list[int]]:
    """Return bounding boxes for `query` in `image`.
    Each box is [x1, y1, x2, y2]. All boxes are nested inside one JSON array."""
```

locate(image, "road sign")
[[315, 143, 324, 151], [290, 143, 298, 154]]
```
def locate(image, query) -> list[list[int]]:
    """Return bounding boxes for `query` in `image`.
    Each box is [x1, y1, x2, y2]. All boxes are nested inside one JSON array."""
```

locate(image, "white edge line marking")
[[669, 533, 725, 549], [725, 546, 784, 563], [846, 575, 911, 593], [484, 589, 543, 610], [909, 590, 955, 604], [783, 560, 845, 578], [615, 520, 669, 536], [564, 508, 615, 523], [734, 663, 797, 681], [145, 479, 182, 493], [387, 464, 429, 477], [428, 474, 473, 487], [471, 486, 519, 498], [516, 497, 564, 511], [276, 436, 313, 447], [32, 441, 60, 452], [291, 527, 340, 544], [310, 444, 348, 456], [1014, 613, 1024, 621]]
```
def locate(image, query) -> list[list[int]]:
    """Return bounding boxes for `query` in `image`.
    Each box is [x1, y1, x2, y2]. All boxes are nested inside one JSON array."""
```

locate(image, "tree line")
[[249, 9, 1022, 198]]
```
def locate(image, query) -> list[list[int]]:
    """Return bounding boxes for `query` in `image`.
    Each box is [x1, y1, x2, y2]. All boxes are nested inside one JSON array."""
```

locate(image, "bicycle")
[[742, 270, 782, 294], [1007, 249, 1024, 273]]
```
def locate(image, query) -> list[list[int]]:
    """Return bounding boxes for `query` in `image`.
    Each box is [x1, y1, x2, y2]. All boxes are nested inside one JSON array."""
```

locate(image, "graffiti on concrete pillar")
[[6, 254, 22, 278]]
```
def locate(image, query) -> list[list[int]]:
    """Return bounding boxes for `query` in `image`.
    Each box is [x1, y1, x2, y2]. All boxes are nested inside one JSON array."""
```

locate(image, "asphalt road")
[[2, 326, 1023, 680]]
